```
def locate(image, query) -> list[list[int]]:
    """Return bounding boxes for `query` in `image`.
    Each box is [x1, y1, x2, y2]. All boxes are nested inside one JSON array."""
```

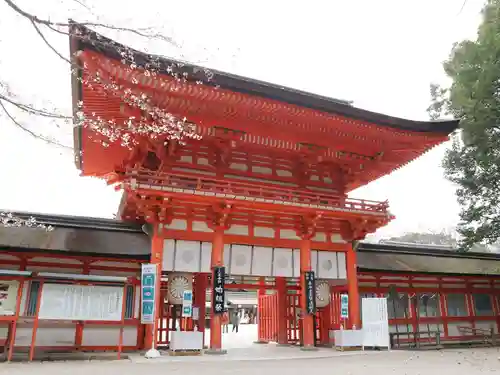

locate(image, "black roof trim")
[[0, 210, 143, 233], [69, 22, 459, 135], [358, 242, 500, 261]]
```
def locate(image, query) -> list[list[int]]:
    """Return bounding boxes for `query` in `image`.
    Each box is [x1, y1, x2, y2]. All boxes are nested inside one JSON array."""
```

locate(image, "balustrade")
[[124, 169, 389, 214]]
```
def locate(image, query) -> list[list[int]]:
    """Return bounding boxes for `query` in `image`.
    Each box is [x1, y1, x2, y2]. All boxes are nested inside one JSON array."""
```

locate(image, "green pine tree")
[[430, 0, 500, 250]]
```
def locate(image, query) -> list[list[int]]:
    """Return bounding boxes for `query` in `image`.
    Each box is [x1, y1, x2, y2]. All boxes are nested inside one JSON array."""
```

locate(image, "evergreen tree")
[[431, 0, 500, 250]]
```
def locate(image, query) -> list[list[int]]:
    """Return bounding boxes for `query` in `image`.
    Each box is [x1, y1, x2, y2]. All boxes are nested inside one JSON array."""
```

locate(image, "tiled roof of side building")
[[0, 211, 149, 259], [357, 242, 500, 276], [2, 212, 500, 275]]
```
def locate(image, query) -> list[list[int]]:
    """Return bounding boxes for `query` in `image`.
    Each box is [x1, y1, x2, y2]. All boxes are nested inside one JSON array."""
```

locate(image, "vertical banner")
[[192, 306, 200, 321], [212, 266, 225, 314], [141, 264, 157, 324], [304, 271, 316, 315], [340, 294, 349, 319], [182, 290, 193, 317]]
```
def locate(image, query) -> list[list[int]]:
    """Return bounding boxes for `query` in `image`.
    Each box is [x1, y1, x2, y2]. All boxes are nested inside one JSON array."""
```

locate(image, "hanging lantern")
[[315, 280, 331, 308], [167, 272, 192, 305]]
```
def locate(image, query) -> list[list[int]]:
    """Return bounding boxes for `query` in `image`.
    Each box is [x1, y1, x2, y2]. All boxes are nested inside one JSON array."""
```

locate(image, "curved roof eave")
[[68, 22, 460, 136]]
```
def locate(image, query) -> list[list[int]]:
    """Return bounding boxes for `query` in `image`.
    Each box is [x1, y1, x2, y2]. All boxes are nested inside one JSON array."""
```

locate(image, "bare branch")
[[3, 0, 181, 48], [71, 0, 92, 12], [0, 93, 71, 119], [0, 101, 72, 149], [457, 0, 467, 15], [30, 20, 71, 63]]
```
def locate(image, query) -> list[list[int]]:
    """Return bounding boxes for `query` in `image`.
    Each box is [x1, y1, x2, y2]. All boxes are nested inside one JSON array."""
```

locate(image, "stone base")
[[300, 345, 319, 352], [253, 340, 269, 344], [275, 343, 291, 347], [144, 348, 161, 358], [204, 349, 227, 355]]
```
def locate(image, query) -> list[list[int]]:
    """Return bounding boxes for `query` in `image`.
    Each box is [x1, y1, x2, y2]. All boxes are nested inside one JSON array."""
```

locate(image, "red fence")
[[286, 294, 301, 344], [258, 293, 278, 342]]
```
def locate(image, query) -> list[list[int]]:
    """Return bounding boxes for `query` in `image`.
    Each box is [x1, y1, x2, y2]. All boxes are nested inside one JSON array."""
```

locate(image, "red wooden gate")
[[258, 293, 278, 342], [285, 293, 301, 344], [157, 288, 171, 347]]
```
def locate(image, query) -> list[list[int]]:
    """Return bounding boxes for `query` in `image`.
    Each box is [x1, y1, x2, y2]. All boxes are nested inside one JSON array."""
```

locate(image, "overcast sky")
[[0, 0, 486, 239]]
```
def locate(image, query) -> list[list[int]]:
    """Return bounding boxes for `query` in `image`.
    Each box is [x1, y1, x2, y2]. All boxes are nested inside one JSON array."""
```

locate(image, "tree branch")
[[30, 19, 71, 63], [0, 101, 72, 149], [3, 0, 181, 48], [0, 93, 71, 119]]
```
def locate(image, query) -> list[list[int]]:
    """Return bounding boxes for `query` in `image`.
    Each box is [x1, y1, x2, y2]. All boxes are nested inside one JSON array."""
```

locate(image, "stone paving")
[[1, 325, 499, 374], [1, 348, 499, 375]]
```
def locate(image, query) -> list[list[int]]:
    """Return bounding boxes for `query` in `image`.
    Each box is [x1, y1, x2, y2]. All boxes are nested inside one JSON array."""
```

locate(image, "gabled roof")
[[70, 23, 458, 136], [70, 22, 460, 190]]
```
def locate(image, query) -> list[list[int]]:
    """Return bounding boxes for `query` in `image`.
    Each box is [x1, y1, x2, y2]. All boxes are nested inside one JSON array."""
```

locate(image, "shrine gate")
[[68, 22, 459, 353]]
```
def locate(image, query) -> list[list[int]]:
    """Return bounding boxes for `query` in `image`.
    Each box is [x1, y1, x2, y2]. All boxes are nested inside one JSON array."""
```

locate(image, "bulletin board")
[[38, 283, 124, 321]]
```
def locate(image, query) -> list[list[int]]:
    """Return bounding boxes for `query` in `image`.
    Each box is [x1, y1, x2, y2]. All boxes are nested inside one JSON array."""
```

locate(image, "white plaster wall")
[[12, 325, 138, 347], [82, 326, 138, 346], [15, 325, 76, 346], [163, 240, 346, 279]]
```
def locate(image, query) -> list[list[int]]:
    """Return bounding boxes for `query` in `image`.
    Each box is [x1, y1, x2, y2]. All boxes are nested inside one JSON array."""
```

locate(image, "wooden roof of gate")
[[69, 23, 460, 190]]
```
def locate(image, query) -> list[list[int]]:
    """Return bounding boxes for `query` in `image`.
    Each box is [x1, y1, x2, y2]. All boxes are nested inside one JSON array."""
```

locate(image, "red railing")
[[124, 169, 389, 215]]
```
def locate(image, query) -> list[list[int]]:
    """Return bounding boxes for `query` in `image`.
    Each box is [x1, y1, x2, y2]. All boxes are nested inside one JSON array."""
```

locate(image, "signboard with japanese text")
[[304, 271, 316, 315], [141, 264, 157, 324], [212, 266, 226, 314], [182, 290, 193, 317], [192, 306, 200, 320], [340, 294, 349, 319]]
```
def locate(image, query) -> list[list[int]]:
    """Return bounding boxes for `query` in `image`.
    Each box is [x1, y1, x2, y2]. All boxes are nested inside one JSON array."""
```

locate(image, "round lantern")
[[315, 280, 331, 308], [167, 273, 192, 305]]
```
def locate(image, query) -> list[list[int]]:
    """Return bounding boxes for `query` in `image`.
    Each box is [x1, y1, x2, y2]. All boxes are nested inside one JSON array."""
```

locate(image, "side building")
[[0, 212, 498, 356]]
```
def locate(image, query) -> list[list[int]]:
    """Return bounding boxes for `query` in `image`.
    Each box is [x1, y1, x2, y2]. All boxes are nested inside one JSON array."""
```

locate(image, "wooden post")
[[346, 244, 360, 329], [276, 277, 288, 345], [144, 224, 163, 350], [209, 227, 224, 352], [320, 294, 332, 346], [7, 279, 24, 361], [29, 280, 44, 361], [194, 273, 208, 345], [299, 238, 315, 349], [255, 276, 269, 343], [117, 284, 128, 359]]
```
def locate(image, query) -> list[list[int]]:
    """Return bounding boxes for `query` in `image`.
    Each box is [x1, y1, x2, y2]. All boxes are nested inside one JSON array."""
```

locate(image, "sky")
[[0, 0, 487, 239]]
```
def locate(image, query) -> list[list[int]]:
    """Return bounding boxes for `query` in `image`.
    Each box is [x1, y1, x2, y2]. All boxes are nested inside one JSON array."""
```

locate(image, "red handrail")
[[124, 169, 389, 214]]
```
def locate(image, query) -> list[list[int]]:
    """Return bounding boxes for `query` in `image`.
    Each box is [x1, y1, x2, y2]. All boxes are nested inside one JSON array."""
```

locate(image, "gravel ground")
[[0, 348, 499, 375]]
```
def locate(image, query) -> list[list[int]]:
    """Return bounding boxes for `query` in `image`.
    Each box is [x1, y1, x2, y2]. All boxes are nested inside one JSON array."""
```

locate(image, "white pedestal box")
[[333, 329, 364, 350], [170, 331, 204, 351]]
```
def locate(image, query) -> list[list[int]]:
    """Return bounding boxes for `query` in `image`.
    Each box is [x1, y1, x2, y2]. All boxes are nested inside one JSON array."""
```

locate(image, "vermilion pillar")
[[299, 238, 315, 349], [144, 224, 163, 350], [209, 227, 224, 352], [346, 244, 360, 329], [276, 277, 288, 345], [195, 273, 208, 341]]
